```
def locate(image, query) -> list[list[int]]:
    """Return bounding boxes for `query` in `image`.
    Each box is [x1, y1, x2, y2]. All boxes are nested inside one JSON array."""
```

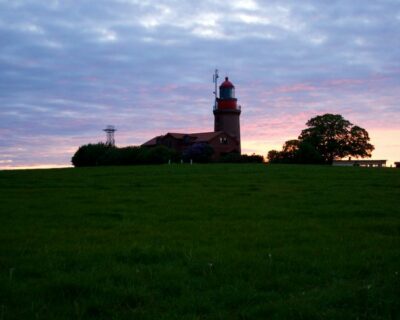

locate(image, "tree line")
[[71, 143, 263, 167], [72, 114, 374, 167]]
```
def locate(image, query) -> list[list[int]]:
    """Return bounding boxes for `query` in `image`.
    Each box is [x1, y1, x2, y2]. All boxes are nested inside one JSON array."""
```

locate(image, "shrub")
[[71, 143, 112, 167], [118, 147, 142, 165], [267, 140, 324, 164], [71, 144, 178, 167], [220, 152, 264, 163], [139, 146, 178, 164], [182, 143, 214, 163], [240, 154, 264, 163], [219, 152, 242, 163]]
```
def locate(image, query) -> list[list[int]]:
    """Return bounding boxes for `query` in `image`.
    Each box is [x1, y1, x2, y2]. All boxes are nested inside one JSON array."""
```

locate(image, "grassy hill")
[[0, 164, 399, 319]]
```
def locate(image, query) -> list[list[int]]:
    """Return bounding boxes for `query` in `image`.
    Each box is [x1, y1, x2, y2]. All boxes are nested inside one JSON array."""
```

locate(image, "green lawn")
[[0, 164, 399, 319]]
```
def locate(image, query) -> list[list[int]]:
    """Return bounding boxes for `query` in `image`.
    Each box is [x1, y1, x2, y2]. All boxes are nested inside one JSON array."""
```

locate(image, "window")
[[219, 137, 228, 144], [220, 88, 235, 99]]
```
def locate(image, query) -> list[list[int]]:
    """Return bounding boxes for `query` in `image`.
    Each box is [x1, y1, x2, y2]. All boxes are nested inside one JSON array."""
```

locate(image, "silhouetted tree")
[[266, 150, 282, 163], [71, 143, 112, 167], [299, 114, 374, 163], [281, 139, 301, 163], [295, 141, 324, 164], [270, 140, 323, 164], [268, 114, 374, 164]]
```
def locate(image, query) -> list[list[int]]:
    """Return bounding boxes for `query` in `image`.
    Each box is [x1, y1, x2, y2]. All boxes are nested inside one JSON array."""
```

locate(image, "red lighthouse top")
[[220, 77, 234, 88], [217, 76, 238, 110]]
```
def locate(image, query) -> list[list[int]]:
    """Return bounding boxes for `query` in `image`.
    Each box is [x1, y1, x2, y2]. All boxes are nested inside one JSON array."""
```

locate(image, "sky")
[[1, 0, 399, 169]]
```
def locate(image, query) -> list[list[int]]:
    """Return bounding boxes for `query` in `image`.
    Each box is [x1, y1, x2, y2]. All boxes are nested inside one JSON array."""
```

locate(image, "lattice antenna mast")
[[213, 69, 219, 110], [103, 125, 116, 146]]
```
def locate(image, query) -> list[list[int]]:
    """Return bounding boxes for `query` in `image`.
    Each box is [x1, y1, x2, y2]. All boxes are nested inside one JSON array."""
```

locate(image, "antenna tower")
[[213, 69, 219, 110], [103, 125, 116, 146]]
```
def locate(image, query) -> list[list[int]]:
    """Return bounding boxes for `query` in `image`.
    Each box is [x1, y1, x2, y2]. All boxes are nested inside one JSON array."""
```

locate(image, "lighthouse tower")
[[213, 76, 241, 152]]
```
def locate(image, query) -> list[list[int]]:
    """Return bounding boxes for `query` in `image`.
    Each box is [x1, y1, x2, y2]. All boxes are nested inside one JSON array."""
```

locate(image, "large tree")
[[268, 114, 374, 164], [299, 114, 374, 163]]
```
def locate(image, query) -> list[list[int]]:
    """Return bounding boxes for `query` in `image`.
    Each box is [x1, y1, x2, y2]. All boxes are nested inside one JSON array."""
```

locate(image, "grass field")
[[0, 164, 399, 319]]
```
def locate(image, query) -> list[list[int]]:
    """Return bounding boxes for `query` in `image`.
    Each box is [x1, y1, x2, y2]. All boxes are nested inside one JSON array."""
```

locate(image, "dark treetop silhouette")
[[268, 114, 374, 164]]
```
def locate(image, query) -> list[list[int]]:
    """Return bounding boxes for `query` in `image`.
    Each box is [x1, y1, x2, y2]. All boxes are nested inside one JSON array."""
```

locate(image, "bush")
[[117, 147, 143, 165], [98, 147, 123, 165], [182, 143, 214, 163], [71, 143, 112, 167], [267, 140, 324, 164], [220, 152, 264, 163], [71, 144, 178, 167], [139, 146, 178, 164], [241, 154, 264, 163], [72, 143, 265, 167], [219, 152, 242, 163]]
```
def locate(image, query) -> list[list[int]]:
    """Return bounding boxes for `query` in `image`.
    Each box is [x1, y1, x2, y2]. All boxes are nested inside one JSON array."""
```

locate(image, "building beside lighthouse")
[[142, 75, 242, 160]]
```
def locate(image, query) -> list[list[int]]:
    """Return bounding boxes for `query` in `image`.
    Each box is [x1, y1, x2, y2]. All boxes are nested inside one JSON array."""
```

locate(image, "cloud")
[[0, 0, 399, 168]]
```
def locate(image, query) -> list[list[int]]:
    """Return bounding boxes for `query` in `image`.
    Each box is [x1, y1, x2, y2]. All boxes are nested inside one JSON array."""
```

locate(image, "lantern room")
[[219, 77, 235, 99], [217, 77, 238, 110]]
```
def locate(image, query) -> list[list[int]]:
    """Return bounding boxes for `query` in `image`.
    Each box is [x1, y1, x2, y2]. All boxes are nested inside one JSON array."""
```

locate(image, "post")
[[213, 69, 219, 110]]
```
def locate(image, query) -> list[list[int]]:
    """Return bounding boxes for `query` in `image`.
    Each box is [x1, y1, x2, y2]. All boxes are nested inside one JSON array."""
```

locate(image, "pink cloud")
[[274, 83, 318, 94]]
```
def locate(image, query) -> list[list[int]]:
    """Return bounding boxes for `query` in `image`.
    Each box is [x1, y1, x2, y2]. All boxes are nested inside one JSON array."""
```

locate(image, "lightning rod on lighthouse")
[[213, 69, 219, 110]]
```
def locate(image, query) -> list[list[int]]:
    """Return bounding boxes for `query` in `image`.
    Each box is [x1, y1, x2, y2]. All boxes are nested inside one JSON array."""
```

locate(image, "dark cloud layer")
[[0, 0, 399, 167]]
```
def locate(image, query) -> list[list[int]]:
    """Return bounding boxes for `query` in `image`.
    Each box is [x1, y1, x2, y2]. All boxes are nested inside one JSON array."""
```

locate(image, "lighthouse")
[[213, 76, 241, 153], [143, 72, 242, 159]]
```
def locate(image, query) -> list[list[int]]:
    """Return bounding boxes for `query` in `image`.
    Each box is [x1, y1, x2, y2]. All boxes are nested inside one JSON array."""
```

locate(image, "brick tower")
[[213, 76, 241, 152]]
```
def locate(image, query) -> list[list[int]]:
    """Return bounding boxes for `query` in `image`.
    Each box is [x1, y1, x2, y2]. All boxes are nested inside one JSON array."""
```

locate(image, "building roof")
[[142, 135, 162, 146], [142, 131, 232, 146], [220, 77, 234, 88], [186, 131, 222, 142], [332, 159, 387, 164], [332, 159, 387, 167]]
